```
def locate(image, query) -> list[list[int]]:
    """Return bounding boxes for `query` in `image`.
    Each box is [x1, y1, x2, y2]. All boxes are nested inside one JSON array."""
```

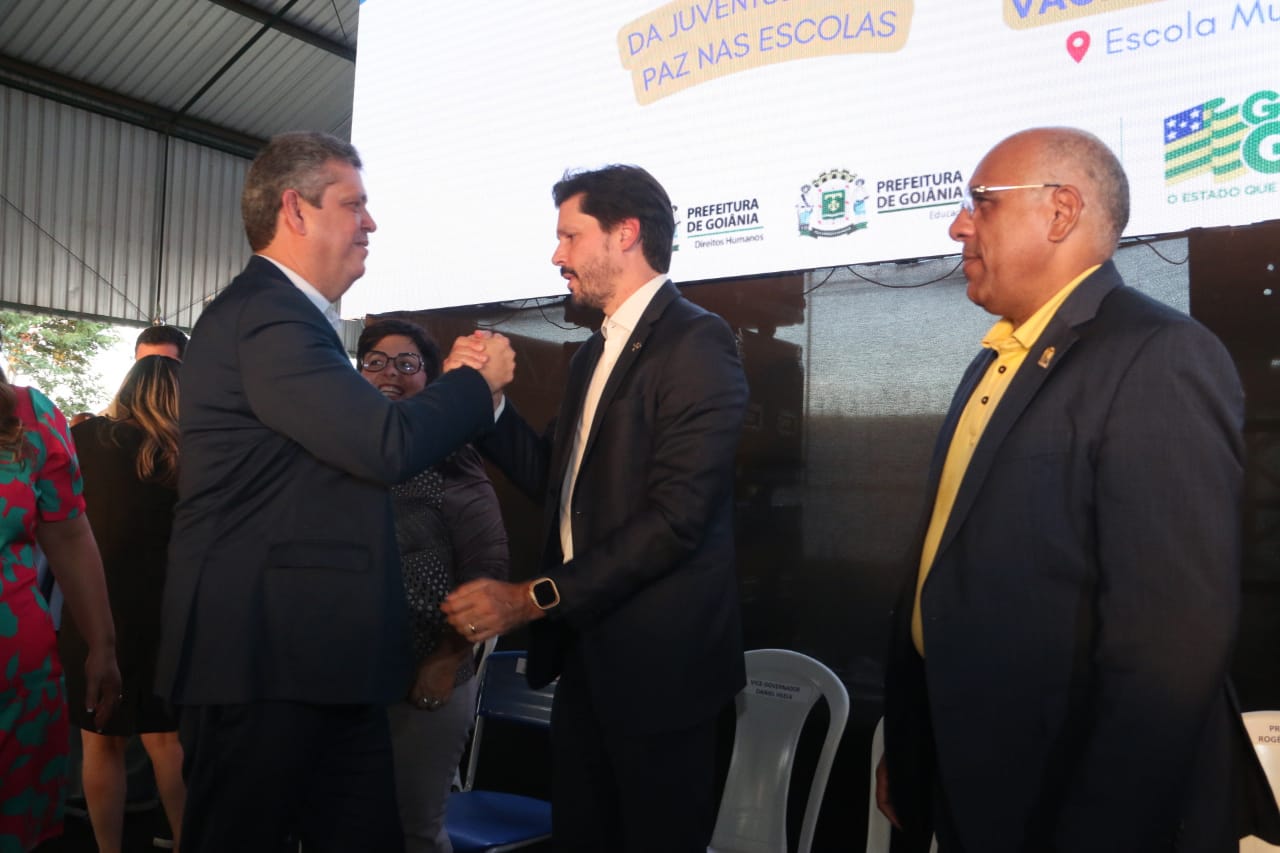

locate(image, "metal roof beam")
[[204, 0, 356, 62], [0, 54, 265, 159]]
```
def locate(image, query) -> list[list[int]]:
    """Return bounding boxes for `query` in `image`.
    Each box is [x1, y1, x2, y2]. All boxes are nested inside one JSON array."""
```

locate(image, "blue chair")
[[446, 651, 555, 853]]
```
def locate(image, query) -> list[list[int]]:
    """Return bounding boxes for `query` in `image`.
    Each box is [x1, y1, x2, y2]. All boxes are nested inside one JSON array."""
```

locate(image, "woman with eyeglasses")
[[60, 355, 187, 853], [356, 319, 509, 853]]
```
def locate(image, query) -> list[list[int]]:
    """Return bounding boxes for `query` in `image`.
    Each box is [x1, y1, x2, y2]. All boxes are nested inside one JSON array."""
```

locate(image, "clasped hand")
[[444, 330, 516, 400]]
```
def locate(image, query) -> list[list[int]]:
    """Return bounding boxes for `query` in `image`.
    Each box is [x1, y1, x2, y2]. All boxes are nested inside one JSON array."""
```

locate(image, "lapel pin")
[[631, 341, 642, 352], [1037, 346, 1055, 368]]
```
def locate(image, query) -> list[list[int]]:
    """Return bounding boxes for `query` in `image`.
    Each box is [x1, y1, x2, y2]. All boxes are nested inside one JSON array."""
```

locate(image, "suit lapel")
[[914, 349, 995, 556], [580, 280, 678, 468], [550, 333, 604, 483], [934, 262, 1123, 558], [927, 349, 995, 493], [247, 255, 347, 351]]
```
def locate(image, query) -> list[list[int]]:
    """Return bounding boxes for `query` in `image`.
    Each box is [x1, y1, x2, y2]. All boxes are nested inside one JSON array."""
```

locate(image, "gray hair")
[[1040, 128, 1130, 243], [241, 131, 362, 251]]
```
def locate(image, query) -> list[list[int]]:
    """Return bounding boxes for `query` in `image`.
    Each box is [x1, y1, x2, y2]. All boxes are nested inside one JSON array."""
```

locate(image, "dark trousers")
[[179, 702, 404, 853], [548, 660, 719, 853], [931, 773, 966, 853]]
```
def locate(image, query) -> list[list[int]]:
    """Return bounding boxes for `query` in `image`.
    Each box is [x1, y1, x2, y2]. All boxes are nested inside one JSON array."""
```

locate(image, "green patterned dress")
[[0, 386, 84, 852]]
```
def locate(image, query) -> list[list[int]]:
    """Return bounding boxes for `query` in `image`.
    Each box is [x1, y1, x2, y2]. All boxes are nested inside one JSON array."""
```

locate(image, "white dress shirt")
[[258, 255, 343, 333], [558, 274, 667, 562]]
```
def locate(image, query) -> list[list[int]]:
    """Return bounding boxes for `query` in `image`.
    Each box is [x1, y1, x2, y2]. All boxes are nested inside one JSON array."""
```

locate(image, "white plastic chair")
[[1241, 710, 1280, 853], [708, 648, 849, 853], [867, 718, 891, 853], [867, 717, 936, 853]]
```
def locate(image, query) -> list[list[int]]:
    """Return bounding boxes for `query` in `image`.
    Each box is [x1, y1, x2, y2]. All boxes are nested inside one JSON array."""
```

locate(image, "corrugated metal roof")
[[0, 0, 359, 157], [0, 86, 165, 322], [0, 0, 364, 332]]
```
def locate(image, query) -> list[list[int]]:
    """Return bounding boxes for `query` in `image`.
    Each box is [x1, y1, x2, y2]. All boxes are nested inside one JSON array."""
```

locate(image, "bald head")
[[950, 127, 1130, 324], [1000, 127, 1129, 248]]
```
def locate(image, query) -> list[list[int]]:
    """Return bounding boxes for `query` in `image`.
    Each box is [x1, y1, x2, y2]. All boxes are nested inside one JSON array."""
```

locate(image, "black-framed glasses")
[[359, 351, 423, 375], [960, 183, 1063, 215]]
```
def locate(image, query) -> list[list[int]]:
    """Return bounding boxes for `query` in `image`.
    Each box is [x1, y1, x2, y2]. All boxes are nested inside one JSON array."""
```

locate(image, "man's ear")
[[1047, 185, 1084, 243], [614, 217, 642, 252], [280, 189, 306, 236]]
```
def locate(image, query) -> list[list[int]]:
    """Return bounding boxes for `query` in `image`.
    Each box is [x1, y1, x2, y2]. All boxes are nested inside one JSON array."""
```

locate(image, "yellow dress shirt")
[[911, 265, 1099, 655]]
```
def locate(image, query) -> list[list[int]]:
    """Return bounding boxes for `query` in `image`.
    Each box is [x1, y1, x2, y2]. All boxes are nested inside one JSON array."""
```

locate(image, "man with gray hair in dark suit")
[[157, 131, 515, 853]]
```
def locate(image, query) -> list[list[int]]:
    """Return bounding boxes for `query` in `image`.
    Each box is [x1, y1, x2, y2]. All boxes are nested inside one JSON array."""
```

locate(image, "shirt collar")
[[603, 274, 667, 340], [257, 254, 342, 331], [982, 264, 1100, 354]]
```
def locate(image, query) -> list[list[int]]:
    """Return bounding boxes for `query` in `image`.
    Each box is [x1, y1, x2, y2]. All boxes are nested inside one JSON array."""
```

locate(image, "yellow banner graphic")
[[618, 0, 914, 105], [1003, 0, 1167, 30]]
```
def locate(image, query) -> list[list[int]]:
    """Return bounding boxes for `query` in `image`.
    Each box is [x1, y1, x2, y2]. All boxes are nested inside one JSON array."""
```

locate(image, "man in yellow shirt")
[[876, 127, 1280, 852]]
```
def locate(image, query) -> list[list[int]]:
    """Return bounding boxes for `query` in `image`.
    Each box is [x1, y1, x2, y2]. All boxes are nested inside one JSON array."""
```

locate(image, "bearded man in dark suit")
[[443, 165, 748, 853]]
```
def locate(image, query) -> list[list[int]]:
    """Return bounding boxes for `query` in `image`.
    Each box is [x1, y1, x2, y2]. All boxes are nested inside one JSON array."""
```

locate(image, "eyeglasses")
[[960, 183, 1063, 215], [359, 351, 423, 375]]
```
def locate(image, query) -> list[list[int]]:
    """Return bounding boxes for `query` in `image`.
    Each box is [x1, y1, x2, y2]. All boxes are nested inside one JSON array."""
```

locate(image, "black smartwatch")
[[528, 577, 561, 611]]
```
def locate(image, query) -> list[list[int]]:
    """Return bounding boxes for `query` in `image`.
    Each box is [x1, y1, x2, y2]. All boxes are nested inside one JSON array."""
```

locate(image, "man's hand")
[[444, 331, 489, 373], [442, 578, 542, 643], [875, 753, 902, 829], [477, 333, 516, 394], [444, 330, 516, 396]]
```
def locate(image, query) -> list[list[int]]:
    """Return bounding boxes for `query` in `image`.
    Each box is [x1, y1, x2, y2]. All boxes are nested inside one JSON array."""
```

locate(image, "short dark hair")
[[552, 165, 675, 274], [242, 131, 362, 251], [356, 319, 442, 382], [135, 324, 188, 358]]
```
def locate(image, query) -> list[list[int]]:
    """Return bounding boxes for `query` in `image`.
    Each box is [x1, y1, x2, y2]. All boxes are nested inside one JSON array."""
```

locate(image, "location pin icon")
[[1066, 30, 1090, 63]]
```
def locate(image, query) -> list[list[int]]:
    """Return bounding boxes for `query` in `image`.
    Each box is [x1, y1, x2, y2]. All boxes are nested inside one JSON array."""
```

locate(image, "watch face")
[[533, 579, 558, 608]]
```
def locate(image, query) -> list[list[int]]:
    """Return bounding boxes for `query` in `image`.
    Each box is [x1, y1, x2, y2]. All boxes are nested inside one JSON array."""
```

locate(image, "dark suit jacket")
[[883, 261, 1280, 852], [156, 256, 494, 707], [479, 281, 748, 736]]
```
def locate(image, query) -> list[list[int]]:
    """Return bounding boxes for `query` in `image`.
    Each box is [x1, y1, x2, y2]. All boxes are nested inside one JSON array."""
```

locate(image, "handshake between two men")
[[445, 329, 516, 407], [436, 329, 551, 644]]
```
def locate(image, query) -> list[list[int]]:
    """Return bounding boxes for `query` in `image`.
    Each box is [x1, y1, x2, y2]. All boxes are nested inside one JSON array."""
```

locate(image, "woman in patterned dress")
[[0, 366, 121, 851], [357, 320, 509, 853]]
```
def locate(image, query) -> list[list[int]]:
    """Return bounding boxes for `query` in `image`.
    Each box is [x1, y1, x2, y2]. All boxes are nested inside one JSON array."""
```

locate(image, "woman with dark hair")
[[357, 319, 509, 853], [60, 355, 186, 853], [0, 366, 120, 852]]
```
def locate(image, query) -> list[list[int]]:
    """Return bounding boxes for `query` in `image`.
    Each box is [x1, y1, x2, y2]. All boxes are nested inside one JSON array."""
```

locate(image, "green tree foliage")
[[0, 310, 119, 414]]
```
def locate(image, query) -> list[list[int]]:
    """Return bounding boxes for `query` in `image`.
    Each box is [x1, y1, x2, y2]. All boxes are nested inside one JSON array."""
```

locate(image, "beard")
[[566, 253, 621, 311]]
